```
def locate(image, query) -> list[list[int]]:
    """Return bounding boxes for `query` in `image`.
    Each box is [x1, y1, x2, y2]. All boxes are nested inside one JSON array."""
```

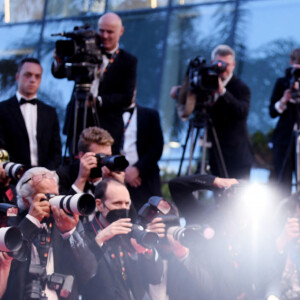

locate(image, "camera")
[[1, 161, 26, 181], [0, 149, 9, 163], [188, 56, 227, 94], [130, 224, 159, 249], [289, 67, 300, 99], [167, 225, 215, 247], [90, 153, 129, 179], [46, 193, 96, 216], [52, 24, 102, 83], [25, 264, 74, 300]]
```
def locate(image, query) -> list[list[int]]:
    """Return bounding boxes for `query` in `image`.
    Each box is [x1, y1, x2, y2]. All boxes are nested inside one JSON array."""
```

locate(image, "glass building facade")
[[0, 0, 299, 174]]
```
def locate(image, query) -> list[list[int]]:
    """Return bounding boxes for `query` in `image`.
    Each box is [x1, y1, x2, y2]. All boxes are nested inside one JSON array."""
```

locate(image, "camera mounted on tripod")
[[52, 24, 102, 83], [176, 56, 227, 120]]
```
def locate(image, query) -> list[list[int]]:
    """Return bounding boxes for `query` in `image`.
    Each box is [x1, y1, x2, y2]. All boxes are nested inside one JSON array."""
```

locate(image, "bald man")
[[52, 12, 137, 156]]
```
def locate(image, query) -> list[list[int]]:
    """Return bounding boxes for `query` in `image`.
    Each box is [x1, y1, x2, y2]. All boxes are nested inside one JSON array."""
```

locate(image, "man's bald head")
[[98, 12, 124, 51]]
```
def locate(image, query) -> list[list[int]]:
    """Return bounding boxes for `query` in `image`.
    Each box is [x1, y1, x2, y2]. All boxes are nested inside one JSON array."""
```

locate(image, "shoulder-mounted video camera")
[[188, 56, 227, 94], [52, 24, 103, 83]]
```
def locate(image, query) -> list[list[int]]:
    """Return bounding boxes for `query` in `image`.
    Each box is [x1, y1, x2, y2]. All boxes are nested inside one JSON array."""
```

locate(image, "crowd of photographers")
[[1, 9, 300, 300]]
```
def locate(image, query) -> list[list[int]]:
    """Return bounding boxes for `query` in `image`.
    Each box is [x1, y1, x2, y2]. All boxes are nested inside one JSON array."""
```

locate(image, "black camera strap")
[[36, 220, 53, 267]]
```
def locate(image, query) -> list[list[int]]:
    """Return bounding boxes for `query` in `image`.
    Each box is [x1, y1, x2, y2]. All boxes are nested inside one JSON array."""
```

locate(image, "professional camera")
[[52, 24, 102, 83], [90, 153, 129, 179], [1, 161, 26, 181], [137, 196, 214, 247], [188, 56, 227, 94], [45, 193, 96, 216], [130, 224, 159, 249], [289, 67, 300, 99], [25, 264, 74, 300]]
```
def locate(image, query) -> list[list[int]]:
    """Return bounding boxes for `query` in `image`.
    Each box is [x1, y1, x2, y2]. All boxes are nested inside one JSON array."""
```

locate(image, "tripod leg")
[[200, 126, 208, 175], [210, 124, 229, 178], [177, 122, 192, 177], [187, 126, 201, 175]]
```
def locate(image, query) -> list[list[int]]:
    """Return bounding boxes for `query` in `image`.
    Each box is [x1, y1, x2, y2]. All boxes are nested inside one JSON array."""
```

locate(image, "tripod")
[[177, 108, 228, 178], [66, 83, 100, 160]]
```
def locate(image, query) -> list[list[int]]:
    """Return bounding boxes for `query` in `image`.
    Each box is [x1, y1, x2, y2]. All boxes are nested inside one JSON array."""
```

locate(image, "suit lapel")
[[36, 101, 45, 141], [8, 97, 28, 135]]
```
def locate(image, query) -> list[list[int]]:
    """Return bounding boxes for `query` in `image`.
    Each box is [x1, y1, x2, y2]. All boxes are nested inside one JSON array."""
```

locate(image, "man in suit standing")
[[269, 47, 300, 198], [0, 58, 62, 170], [122, 91, 164, 211], [53, 12, 137, 155], [208, 44, 253, 179]]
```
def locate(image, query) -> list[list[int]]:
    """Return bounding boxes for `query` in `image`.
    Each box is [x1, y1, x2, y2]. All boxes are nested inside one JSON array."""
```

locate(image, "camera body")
[[52, 24, 102, 83], [188, 56, 227, 94], [25, 264, 74, 300], [90, 153, 129, 179]]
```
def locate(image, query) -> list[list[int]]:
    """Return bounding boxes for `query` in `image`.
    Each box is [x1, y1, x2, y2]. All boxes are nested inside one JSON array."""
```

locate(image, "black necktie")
[[20, 98, 37, 105]]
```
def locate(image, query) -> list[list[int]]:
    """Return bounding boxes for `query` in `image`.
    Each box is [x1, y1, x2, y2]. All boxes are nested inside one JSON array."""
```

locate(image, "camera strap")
[[36, 220, 53, 267]]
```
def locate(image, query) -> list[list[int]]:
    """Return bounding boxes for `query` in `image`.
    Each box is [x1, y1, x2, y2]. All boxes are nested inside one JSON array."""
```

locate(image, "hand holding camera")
[[29, 193, 51, 222], [51, 206, 79, 234]]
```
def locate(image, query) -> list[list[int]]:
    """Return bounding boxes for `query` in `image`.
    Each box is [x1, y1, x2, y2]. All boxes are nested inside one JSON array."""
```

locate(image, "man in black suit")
[[208, 44, 253, 179], [82, 178, 163, 300], [122, 92, 164, 211], [2, 167, 96, 300], [171, 45, 253, 179], [52, 12, 137, 155], [269, 47, 300, 197], [0, 58, 62, 170]]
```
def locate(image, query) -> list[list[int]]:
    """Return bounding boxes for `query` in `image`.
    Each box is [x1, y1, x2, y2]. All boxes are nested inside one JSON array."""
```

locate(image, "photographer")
[[0, 163, 17, 205], [81, 178, 163, 300], [171, 44, 253, 179], [57, 126, 125, 196], [2, 167, 97, 300], [169, 173, 238, 224], [269, 47, 300, 198], [52, 12, 137, 155]]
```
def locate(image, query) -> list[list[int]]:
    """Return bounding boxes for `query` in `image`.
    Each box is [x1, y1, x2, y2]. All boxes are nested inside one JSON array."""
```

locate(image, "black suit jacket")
[[126, 105, 164, 210], [269, 72, 297, 147], [210, 75, 253, 178], [3, 215, 97, 300], [81, 215, 163, 300], [57, 49, 137, 155], [0, 96, 62, 170]]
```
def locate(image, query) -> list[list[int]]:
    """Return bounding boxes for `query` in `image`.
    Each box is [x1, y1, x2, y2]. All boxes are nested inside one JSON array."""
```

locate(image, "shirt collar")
[[16, 91, 37, 102], [222, 73, 233, 87]]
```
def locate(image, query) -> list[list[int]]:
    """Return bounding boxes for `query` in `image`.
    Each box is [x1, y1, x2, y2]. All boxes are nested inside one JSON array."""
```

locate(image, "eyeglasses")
[[22, 171, 56, 186]]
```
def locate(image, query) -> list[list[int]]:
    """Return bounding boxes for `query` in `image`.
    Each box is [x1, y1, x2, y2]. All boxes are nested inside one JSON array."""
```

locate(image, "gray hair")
[[16, 167, 59, 212], [211, 44, 235, 60]]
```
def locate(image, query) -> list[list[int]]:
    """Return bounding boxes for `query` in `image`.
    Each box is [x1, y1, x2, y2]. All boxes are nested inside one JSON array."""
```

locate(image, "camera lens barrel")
[[49, 194, 96, 216], [131, 224, 159, 249], [2, 161, 26, 180], [0, 226, 23, 252]]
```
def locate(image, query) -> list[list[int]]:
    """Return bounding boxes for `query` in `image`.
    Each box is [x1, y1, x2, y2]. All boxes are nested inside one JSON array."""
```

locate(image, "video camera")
[[52, 24, 102, 83], [188, 56, 227, 94], [137, 196, 213, 247], [45, 193, 96, 217], [90, 153, 129, 179], [0, 203, 29, 261], [25, 264, 74, 300], [0, 149, 26, 181]]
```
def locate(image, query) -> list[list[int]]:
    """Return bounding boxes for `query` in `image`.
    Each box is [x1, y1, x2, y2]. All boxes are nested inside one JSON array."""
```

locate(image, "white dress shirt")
[[16, 91, 38, 166]]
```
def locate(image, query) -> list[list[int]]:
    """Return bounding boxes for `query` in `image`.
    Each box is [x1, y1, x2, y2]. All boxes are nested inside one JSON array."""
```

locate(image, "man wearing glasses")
[[2, 167, 96, 300]]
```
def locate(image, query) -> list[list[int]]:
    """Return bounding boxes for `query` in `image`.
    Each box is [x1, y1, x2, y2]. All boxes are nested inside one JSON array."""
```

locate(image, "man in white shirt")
[[0, 58, 62, 170]]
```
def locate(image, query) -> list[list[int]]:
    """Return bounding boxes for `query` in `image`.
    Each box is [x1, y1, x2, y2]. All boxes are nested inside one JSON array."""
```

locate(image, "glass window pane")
[[46, 0, 105, 18], [4, 0, 44, 23], [108, 0, 168, 11], [173, 0, 227, 5]]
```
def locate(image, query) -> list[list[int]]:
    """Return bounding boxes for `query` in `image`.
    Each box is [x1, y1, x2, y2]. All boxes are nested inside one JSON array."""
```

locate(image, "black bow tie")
[[84, 182, 96, 194], [20, 98, 37, 105]]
